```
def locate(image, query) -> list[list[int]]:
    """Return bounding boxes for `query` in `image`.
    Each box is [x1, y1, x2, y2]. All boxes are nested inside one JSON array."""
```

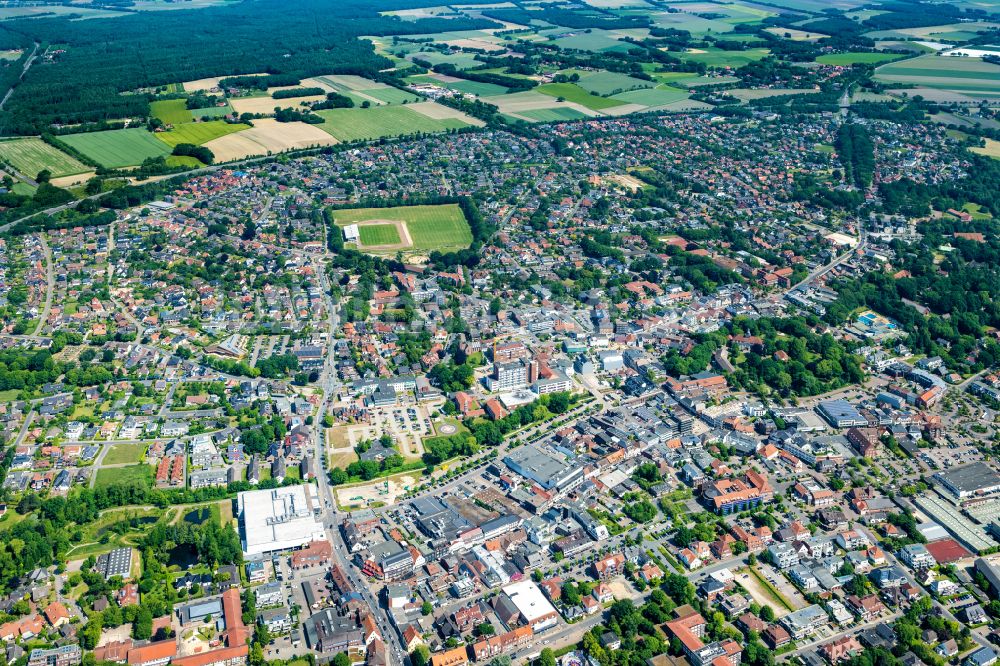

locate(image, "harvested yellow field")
[[229, 95, 327, 115], [50, 171, 96, 188], [202, 119, 337, 161], [408, 101, 486, 126]]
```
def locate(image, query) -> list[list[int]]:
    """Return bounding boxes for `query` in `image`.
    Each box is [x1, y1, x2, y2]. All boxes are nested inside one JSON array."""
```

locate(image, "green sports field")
[[359, 224, 402, 246], [150, 98, 193, 125], [0, 138, 90, 177], [334, 204, 472, 253], [154, 121, 251, 147], [536, 82, 626, 110], [315, 106, 470, 142], [58, 128, 171, 169], [816, 52, 906, 66]]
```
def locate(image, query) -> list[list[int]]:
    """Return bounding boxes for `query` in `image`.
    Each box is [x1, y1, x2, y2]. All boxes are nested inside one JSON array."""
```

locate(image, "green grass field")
[[315, 106, 470, 142], [438, 78, 508, 97], [536, 82, 626, 110], [0, 137, 90, 178], [358, 223, 402, 246], [361, 87, 422, 105], [334, 204, 472, 253], [551, 30, 631, 52], [611, 86, 689, 106], [154, 121, 250, 147], [150, 99, 193, 125], [816, 52, 905, 66], [189, 103, 233, 119], [103, 443, 147, 465], [59, 128, 171, 169], [516, 106, 590, 122], [95, 464, 153, 488], [575, 70, 654, 96], [679, 47, 770, 68]]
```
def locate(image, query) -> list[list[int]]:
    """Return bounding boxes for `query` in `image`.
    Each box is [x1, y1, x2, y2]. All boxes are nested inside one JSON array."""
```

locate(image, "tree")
[[475, 622, 495, 636], [421, 601, 433, 616], [538, 648, 557, 666], [759, 605, 775, 622], [132, 607, 153, 639], [332, 654, 350, 666], [411, 645, 430, 666]]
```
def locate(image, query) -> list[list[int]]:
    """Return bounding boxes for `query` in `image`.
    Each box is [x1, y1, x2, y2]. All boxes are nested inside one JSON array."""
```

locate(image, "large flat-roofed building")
[[237, 485, 326, 556], [500, 580, 559, 632], [503, 445, 583, 492], [934, 463, 1000, 500], [975, 558, 1000, 595], [817, 400, 868, 428]]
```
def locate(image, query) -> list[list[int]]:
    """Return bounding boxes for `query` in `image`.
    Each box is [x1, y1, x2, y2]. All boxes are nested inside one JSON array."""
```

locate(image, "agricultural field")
[[874, 55, 1000, 98], [189, 103, 234, 119], [728, 87, 820, 101], [651, 11, 734, 34], [0, 138, 90, 178], [551, 30, 633, 52], [230, 94, 327, 115], [816, 52, 907, 66], [574, 70, 654, 95], [515, 106, 590, 122], [334, 203, 473, 256], [971, 138, 1000, 159], [535, 82, 626, 110], [679, 47, 770, 68], [409, 74, 509, 97], [610, 86, 689, 106], [202, 119, 337, 162], [59, 128, 171, 169], [153, 121, 251, 147], [315, 105, 472, 142], [764, 27, 827, 41], [150, 98, 193, 125]]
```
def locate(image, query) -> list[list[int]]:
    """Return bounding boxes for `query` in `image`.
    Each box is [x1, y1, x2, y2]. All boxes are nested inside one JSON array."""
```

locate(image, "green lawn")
[[166, 155, 204, 168], [94, 464, 154, 488], [154, 121, 250, 147], [358, 223, 402, 246], [535, 82, 626, 110], [315, 106, 470, 142], [0, 137, 90, 177], [0, 388, 19, 402], [334, 203, 472, 253], [59, 129, 171, 169], [103, 443, 147, 465], [150, 99, 193, 125], [816, 52, 906, 66]]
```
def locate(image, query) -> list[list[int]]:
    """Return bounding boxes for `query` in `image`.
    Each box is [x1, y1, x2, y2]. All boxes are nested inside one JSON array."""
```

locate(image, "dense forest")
[[0, 0, 498, 132]]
